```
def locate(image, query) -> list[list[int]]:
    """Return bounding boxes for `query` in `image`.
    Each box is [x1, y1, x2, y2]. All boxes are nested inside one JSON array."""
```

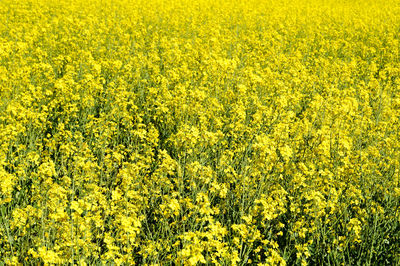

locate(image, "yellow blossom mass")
[[0, 0, 400, 264]]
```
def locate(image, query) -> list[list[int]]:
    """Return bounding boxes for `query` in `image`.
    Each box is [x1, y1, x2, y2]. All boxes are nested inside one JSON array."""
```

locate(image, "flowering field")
[[1, 0, 400, 264]]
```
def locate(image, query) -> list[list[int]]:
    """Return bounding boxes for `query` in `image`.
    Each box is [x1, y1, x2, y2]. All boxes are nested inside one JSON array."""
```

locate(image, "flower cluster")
[[1, 0, 400, 264]]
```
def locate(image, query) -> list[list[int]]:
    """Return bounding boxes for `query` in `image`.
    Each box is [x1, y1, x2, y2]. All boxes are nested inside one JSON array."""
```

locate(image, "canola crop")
[[1, 0, 400, 264]]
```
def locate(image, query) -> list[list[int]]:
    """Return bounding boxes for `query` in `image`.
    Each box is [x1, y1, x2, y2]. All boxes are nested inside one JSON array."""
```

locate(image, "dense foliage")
[[1, 0, 400, 264]]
